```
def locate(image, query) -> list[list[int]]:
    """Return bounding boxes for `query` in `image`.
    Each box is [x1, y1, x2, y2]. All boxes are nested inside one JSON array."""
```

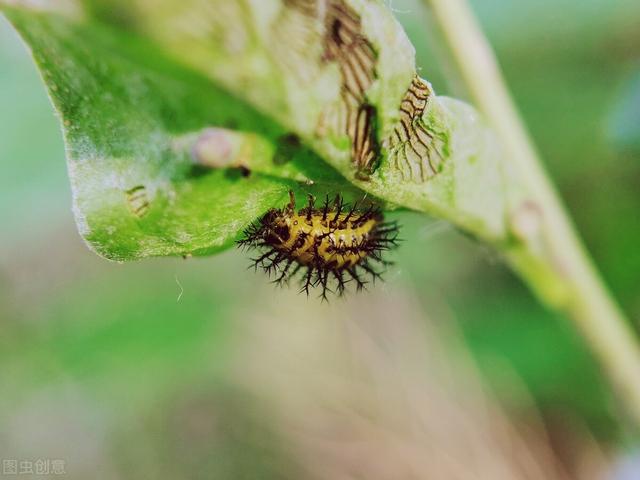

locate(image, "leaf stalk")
[[422, 0, 640, 427]]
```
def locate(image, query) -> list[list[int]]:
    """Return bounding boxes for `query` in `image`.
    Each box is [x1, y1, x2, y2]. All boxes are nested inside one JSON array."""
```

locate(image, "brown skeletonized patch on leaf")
[[278, 0, 380, 178], [386, 75, 447, 182], [125, 185, 150, 218], [320, 0, 380, 177], [272, 2, 446, 183]]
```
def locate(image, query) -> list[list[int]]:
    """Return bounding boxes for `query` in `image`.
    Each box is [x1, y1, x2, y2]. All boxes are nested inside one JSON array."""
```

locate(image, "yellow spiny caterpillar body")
[[238, 191, 399, 298]]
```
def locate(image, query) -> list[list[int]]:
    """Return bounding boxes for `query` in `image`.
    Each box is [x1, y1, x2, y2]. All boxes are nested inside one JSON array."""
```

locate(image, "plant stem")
[[421, 0, 640, 426]]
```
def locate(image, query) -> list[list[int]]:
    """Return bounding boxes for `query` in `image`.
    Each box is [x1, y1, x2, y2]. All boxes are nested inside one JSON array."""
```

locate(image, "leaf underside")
[[1, 1, 512, 261]]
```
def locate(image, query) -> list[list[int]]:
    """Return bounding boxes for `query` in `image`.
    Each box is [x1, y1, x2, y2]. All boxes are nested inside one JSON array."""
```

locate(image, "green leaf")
[[2, 0, 514, 262], [2, 6, 353, 261], [78, 0, 511, 236]]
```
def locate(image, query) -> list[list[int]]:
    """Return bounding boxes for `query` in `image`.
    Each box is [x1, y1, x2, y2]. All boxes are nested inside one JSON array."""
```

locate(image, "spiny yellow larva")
[[238, 191, 399, 299]]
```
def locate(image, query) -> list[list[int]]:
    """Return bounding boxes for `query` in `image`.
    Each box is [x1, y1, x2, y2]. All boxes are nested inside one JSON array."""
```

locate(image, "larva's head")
[[259, 209, 291, 248]]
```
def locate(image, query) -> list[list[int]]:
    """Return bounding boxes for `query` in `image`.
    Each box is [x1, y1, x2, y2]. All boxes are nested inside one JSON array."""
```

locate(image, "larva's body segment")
[[238, 191, 399, 298], [273, 208, 378, 269]]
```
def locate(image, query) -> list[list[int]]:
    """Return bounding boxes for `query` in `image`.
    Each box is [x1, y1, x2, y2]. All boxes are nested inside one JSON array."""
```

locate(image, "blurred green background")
[[1, 0, 639, 478]]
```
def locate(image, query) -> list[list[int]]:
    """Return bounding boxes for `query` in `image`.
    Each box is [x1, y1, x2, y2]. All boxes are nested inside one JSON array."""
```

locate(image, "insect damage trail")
[[322, 1, 380, 177], [272, 2, 447, 182], [386, 75, 445, 182], [125, 185, 150, 218], [279, 0, 381, 177]]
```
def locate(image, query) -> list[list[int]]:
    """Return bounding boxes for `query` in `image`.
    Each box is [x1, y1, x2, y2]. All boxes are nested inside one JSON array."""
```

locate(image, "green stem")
[[422, 0, 640, 426]]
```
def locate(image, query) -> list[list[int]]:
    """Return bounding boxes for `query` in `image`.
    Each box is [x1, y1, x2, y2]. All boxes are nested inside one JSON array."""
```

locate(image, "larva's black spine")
[[238, 191, 399, 300]]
